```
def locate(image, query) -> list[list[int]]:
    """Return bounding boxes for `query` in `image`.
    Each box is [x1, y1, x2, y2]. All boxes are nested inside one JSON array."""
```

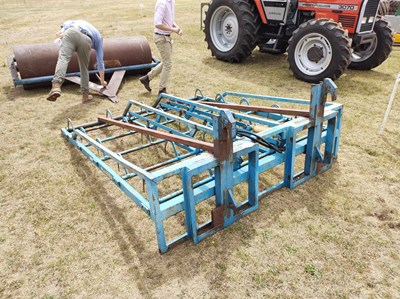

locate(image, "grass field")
[[1, 0, 400, 298]]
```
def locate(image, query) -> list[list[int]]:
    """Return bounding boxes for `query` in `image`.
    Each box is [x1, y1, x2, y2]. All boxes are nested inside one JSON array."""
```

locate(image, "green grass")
[[304, 263, 322, 278]]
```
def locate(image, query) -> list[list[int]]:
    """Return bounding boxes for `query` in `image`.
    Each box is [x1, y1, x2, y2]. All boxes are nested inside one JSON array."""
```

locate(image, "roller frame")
[[8, 58, 159, 86]]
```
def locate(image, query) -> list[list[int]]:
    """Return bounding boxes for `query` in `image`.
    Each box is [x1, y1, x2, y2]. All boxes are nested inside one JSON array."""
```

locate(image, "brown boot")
[[47, 82, 62, 102], [82, 93, 94, 103], [158, 87, 167, 95], [139, 75, 151, 92]]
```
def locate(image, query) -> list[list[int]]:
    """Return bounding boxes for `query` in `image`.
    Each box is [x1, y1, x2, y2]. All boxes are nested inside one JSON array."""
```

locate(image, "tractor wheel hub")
[[307, 46, 324, 63]]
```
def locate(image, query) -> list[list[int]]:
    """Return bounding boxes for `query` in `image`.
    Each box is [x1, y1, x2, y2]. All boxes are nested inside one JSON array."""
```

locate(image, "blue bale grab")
[[62, 79, 342, 253]]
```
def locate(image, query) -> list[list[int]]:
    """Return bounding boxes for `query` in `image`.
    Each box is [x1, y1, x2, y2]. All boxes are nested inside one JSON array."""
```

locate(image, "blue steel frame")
[[61, 79, 343, 253], [9, 57, 160, 86]]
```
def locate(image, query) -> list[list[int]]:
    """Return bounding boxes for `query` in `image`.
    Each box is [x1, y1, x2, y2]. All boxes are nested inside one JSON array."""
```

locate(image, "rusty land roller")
[[9, 36, 158, 90]]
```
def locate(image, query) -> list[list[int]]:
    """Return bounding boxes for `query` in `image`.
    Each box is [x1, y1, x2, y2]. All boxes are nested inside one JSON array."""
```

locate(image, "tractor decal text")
[[299, 2, 358, 11]]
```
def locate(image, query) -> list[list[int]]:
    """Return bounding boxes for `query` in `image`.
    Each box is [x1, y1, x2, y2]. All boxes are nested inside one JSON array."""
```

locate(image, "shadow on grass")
[[257, 170, 336, 223], [4, 84, 47, 102], [65, 140, 155, 295], [201, 50, 293, 86], [201, 49, 396, 96], [49, 98, 104, 131], [63, 135, 254, 295], [61, 113, 340, 297]]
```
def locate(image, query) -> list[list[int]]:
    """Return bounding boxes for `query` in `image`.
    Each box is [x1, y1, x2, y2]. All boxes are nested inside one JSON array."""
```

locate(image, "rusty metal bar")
[[98, 117, 215, 153], [105, 70, 126, 98], [200, 101, 310, 118], [66, 69, 126, 103]]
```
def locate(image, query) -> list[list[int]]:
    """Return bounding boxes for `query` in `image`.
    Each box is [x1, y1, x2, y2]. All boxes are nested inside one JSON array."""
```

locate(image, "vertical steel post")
[[283, 126, 296, 189], [322, 117, 337, 166], [146, 181, 168, 253], [213, 110, 236, 223], [304, 79, 337, 177], [333, 106, 343, 158], [182, 169, 197, 240], [247, 148, 259, 208]]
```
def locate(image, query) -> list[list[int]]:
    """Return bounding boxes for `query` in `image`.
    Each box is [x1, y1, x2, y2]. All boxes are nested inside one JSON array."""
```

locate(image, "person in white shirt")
[[139, 0, 183, 95]]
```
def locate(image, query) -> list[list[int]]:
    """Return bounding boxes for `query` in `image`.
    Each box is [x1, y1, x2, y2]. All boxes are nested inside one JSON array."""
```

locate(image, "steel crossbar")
[[62, 78, 343, 253]]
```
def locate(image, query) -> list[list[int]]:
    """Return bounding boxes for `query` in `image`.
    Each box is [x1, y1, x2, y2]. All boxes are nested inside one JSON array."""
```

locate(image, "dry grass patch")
[[1, 0, 400, 298]]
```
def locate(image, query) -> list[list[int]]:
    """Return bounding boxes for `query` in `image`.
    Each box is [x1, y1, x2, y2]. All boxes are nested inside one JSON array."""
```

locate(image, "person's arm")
[[98, 71, 106, 87], [172, 22, 183, 36], [55, 20, 72, 39], [93, 36, 107, 87], [155, 23, 183, 36], [55, 27, 65, 38]]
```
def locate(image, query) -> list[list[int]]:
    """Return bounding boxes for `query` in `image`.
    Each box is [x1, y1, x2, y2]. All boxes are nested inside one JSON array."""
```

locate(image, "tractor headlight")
[[361, 17, 367, 24]]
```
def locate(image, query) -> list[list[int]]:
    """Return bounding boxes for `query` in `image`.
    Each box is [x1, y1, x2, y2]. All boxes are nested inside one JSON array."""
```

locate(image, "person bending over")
[[47, 20, 107, 103]]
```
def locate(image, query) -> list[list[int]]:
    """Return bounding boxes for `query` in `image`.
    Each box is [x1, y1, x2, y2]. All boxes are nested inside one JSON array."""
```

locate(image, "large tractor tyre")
[[349, 18, 393, 70], [204, 0, 261, 63], [287, 19, 351, 83]]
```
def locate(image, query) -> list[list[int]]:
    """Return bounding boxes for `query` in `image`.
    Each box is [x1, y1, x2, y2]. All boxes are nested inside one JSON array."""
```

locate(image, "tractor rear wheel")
[[204, 0, 260, 63], [287, 19, 351, 83], [349, 18, 393, 70]]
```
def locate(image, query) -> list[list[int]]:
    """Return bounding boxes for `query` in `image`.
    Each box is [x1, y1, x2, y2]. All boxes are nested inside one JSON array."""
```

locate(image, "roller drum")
[[12, 36, 153, 89]]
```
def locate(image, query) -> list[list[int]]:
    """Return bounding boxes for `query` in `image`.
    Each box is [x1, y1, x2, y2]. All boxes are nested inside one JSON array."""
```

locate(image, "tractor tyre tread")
[[349, 18, 393, 70], [204, 0, 261, 63]]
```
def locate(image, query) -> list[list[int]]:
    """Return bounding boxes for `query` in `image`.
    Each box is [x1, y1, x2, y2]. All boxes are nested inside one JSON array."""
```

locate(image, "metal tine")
[[106, 109, 113, 119], [194, 88, 204, 100], [130, 100, 213, 134], [67, 118, 75, 131], [94, 136, 103, 157], [117, 153, 129, 175]]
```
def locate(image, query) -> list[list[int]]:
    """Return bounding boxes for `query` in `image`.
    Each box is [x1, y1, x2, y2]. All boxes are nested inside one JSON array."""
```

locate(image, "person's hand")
[[176, 28, 183, 36], [96, 73, 108, 88], [173, 26, 183, 36], [56, 28, 65, 39]]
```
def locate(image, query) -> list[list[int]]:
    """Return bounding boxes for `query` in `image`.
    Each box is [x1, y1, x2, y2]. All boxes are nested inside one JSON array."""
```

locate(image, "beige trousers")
[[52, 27, 92, 93], [147, 33, 173, 91]]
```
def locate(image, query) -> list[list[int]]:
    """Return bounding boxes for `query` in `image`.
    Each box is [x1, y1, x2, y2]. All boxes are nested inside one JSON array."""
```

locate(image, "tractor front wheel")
[[287, 19, 351, 83], [349, 18, 393, 70]]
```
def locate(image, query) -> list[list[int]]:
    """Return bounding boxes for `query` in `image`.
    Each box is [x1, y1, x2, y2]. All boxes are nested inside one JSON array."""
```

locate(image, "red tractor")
[[204, 0, 393, 82]]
